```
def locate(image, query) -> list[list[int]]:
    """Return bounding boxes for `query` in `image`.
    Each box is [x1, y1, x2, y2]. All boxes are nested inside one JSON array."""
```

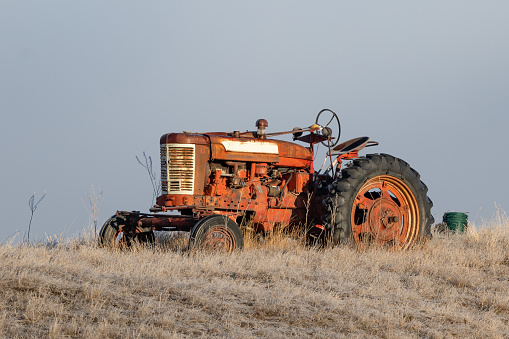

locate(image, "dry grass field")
[[1, 217, 508, 339]]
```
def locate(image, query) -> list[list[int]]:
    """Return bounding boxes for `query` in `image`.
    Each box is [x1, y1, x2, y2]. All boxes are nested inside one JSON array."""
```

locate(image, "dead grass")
[[1, 219, 508, 338]]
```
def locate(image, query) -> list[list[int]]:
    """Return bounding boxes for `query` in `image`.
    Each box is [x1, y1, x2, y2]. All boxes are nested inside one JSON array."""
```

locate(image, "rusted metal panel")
[[209, 136, 280, 163], [208, 135, 312, 165], [285, 172, 310, 194], [276, 157, 312, 169], [266, 208, 294, 223], [160, 133, 209, 145], [272, 139, 313, 161], [157, 194, 198, 208], [118, 211, 196, 233], [194, 144, 210, 195], [138, 215, 195, 232]]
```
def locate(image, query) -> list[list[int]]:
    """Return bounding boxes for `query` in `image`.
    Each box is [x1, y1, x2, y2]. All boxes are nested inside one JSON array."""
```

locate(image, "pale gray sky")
[[1, 1, 508, 241]]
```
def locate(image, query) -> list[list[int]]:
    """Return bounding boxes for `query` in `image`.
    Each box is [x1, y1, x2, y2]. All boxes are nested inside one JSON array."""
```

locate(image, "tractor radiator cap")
[[256, 119, 268, 128], [256, 119, 268, 139]]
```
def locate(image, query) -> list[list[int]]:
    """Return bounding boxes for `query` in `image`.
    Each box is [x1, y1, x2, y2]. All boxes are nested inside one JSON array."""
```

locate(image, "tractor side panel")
[[274, 140, 313, 161], [209, 136, 280, 163], [194, 144, 210, 195]]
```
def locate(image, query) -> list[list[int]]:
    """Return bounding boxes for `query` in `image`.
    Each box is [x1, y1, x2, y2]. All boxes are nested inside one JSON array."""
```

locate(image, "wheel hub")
[[367, 198, 401, 242], [202, 226, 236, 252]]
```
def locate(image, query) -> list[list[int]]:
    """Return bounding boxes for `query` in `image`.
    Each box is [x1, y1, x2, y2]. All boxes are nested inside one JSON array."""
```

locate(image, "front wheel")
[[189, 215, 244, 253], [324, 154, 433, 249]]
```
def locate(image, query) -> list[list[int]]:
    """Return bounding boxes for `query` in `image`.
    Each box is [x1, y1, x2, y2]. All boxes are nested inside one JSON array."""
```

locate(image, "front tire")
[[189, 215, 244, 253], [324, 154, 433, 249]]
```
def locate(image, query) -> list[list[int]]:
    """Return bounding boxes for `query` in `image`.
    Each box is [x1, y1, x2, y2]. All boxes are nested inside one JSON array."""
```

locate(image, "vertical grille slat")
[[160, 143, 195, 195], [160, 145, 168, 194]]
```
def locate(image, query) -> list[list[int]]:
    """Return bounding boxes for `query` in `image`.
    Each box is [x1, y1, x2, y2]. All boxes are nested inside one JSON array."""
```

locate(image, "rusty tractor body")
[[99, 109, 434, 251]]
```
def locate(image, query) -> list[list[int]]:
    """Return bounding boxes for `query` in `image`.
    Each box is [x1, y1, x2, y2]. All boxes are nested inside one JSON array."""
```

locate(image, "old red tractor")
[[99, 109, 433, 251]]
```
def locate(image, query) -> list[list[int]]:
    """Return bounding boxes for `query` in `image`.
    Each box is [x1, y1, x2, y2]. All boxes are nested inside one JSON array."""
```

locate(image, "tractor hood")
[[160, 132, 313, 168]]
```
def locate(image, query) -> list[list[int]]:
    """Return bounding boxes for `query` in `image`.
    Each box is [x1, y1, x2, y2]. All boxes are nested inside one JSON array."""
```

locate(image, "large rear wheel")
[[324, 154, 433, 249], [189, 215, 244, 253]]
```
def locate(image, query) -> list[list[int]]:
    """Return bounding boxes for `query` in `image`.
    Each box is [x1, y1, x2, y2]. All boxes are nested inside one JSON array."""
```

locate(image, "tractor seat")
[[328, 136, 371, 156]]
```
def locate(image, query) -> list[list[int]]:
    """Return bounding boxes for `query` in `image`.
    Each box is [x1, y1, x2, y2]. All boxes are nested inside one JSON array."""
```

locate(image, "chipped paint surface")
[[221, 140, 279, 154]]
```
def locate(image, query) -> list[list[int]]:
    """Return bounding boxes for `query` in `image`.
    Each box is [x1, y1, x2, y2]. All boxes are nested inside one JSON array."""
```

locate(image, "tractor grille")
[[160, 143, 195, 195]]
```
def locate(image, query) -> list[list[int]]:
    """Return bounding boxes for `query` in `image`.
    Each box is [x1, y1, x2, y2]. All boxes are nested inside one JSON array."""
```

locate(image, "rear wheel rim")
[[351, 175, 420, 249], [202, 226, 236, 253]]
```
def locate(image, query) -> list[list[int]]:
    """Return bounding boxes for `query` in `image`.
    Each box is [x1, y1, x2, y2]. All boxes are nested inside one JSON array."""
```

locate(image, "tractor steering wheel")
[[315, 109, 341, 147]]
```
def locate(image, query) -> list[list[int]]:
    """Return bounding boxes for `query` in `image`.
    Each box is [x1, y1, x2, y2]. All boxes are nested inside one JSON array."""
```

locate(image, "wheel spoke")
[[380, 183, 391, 200], [356, 194, 376, 210], [325, 115, 334, 127]]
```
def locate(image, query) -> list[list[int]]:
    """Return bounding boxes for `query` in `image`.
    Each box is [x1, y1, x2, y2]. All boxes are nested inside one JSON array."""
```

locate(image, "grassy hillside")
[[1, 219, 508, 338]]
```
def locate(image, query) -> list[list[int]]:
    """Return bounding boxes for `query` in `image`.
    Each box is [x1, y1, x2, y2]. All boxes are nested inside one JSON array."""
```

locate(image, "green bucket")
[[442, 212, 468, 233]]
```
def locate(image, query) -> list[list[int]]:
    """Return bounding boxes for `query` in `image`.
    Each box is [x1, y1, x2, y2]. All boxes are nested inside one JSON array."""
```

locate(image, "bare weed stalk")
[[82, 185, 103, 237], [26, 192, 46, 243], [136, 151, 161, 206]]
